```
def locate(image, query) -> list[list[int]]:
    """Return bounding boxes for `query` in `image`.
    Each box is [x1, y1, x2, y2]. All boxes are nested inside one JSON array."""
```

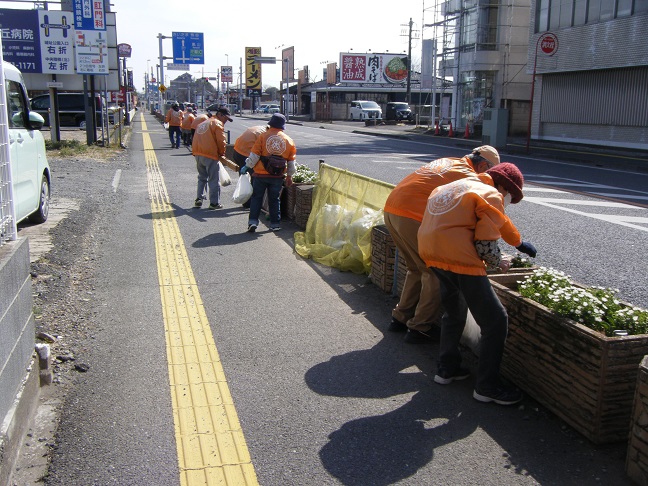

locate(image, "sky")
[[110, 0, 432, 91]]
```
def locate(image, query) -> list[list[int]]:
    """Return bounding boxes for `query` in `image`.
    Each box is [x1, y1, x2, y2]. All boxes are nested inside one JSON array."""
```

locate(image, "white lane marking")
[[524, 198, 648, 232], [524, 197, 638, 209], [112, 169, 122, 192]]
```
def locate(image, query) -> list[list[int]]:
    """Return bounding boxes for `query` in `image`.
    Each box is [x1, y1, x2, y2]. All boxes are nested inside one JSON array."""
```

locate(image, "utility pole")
[[406, 18, 413, 104]]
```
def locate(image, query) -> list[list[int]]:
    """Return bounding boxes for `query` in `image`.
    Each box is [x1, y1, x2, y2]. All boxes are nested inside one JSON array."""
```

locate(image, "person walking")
[[382, 146, 503, 344], [417, 162, 537, 406], [190, 110, 211, 148], [232, 124, 269, 208], [239, 113, 296, 232], [191, 107, 233, 209], [165, 102, 183, 148], [181, 107, 195, 146]]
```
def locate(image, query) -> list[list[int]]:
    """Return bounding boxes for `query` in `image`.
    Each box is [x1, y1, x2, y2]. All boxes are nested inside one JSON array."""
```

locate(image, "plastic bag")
[[218, 161, 232, 186], [163, 122, 169, 130], [232, 173, 253, 204]]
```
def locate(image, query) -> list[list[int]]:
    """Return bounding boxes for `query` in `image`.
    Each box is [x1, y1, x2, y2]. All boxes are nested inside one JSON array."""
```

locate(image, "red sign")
[[539, 33, 558, 56]]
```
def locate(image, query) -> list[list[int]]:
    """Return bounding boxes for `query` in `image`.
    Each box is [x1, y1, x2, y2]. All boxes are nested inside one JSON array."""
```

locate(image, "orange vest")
[[250, 128, 297, 177], [191, 118, 226, 159], [181, 112, 195, 130], [165, 108, 183, 126], [234, 125, 267, 157], [418, 176, 522, 276], [384, 157, 480, 222], [191, 113, 209, 130]]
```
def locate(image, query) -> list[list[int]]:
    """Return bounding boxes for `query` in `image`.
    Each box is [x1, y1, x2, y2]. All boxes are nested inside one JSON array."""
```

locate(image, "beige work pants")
[[383, 212, 442, 332]]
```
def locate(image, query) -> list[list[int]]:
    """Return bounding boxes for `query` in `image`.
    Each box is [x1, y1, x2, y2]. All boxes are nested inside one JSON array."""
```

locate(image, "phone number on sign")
[[11, 62, 36, 71]]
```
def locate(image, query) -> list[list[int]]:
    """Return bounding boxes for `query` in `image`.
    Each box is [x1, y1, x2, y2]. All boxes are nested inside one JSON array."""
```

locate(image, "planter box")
[[282, 183, 312, 221], [369, 225, 407, 295], [491, 274, 648, 444], [294, 184, 315, 229], [627, 356, 648, 484]]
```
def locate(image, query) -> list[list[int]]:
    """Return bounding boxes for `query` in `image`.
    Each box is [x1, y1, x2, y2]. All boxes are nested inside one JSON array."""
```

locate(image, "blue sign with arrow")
[[172, 32, 204, 64]]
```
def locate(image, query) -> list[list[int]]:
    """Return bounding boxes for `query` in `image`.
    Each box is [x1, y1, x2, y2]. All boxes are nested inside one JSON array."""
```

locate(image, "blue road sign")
[[172, 32, 204, 64]]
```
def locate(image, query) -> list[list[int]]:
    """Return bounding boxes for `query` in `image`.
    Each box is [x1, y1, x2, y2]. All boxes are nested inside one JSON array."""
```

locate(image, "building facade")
[[436, 0, 534, 136], [529, 0, 648, 149]]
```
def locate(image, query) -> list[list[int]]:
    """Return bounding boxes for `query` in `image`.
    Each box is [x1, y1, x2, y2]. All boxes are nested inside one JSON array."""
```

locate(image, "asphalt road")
[[14, 111, 642, 485]]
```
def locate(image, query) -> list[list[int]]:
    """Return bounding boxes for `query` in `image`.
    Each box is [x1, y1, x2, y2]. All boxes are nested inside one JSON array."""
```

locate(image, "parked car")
[[5, 61, 51, 224], [266, 104, 280, 114], [385, 102, 413, 122], [30, 92, 103, 129], [349, 100, 382, 121]]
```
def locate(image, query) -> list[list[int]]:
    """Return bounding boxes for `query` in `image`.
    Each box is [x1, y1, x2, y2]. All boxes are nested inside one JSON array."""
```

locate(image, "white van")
[[4, 61, 51, 223], [349, 100, 382, 121]]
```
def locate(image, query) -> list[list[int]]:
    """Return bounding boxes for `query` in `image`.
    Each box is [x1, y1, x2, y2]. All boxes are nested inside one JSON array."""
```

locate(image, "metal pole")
[[158, 33, 165, 110], [525, 36, 541, 154], [406, 17, 413, 104]]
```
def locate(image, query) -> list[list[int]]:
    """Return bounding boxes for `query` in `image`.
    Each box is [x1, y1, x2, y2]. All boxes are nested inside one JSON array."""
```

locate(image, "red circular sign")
[[539, 33, 558, 56]]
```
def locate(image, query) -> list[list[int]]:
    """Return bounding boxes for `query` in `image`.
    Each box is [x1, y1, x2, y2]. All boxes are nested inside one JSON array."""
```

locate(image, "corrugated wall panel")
[[541, 67, 648, 127]]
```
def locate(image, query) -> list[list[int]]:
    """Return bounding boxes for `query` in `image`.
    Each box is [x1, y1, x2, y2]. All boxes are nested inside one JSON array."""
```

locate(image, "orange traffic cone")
[[448, 121, 454, 137], [464, 124, 470, 138], [434, 120, 440, 135]]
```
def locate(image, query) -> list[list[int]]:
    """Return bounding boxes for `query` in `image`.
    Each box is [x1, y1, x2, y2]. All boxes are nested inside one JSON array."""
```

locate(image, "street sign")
[[221, 66, 232, 83], [539, 32, 558, 56], [159, 85, 167, 93], [46, 81, 64, 88], [167, 63, 189, 71], [172, 32, 204, 64]]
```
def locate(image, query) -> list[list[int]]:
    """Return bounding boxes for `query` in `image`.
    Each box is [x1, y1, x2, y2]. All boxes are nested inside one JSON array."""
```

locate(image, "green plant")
[[518, 267, 648, 336], [291, 164, 318, 184], [510, 253, 534, 268]]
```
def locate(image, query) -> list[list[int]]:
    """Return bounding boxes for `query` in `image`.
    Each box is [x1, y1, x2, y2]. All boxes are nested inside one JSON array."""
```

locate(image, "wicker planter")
[[293, 184, 315, 229], [369, 225, 407, 295], [490, 274, 648, 444]]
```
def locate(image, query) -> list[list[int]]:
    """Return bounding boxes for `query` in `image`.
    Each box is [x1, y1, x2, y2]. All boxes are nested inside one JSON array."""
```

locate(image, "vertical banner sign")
[[221, 66, 232, 83], [39, 10, 74, 74], [0, 9, 40, 73], [245, 47, 261, 97], [74, 0, 108, 75], [282, 46, 294, 82], [73, 0, 106, 30]]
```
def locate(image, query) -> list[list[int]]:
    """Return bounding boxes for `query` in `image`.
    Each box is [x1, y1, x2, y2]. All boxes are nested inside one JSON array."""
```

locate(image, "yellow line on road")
[[140, 114, 259, 486]]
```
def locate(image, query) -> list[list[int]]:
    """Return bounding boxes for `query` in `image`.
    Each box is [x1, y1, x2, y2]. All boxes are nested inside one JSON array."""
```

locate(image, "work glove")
[[516, 241, 537, 258], [239, 165, 249, 175]]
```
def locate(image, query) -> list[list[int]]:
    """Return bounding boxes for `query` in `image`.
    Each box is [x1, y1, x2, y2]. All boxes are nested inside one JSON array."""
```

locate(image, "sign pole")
[[526, 32, 558, 153]]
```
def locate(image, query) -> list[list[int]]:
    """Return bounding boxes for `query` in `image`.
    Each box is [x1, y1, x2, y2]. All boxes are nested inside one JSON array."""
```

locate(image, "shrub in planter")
[[283, 164, 318, 221], [491, 267, 648, 444]]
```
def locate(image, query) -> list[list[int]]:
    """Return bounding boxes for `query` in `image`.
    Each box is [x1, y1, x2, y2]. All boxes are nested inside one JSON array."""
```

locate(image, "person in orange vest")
[[181, 107, 196, 146], [165, 102, 183, 148], [418, 162, 536, 406], [232, 124, 269, 208], [190, 110, 211, 149], [383, 146, 503, 344], [191, 107, 233, 209], [239, 113, 296, 232]]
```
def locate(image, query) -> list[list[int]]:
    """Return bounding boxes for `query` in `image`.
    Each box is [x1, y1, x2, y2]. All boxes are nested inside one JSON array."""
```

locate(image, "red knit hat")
[[486, 163, 524, 204]]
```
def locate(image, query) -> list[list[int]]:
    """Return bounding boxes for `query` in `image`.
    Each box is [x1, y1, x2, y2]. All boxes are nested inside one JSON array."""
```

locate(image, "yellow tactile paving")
[[141, 114, 259, 486]]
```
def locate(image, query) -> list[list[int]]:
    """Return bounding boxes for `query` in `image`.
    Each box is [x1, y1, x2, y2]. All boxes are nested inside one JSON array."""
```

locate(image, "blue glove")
[[516, 241, 537, 258], [239, 165, 249, 175]]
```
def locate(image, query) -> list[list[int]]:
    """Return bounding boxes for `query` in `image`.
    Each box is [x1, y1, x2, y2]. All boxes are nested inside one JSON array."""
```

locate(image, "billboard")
[[245, 47, 261, 97], [339, 52, 408, 84], [221, 66, 232, 83]]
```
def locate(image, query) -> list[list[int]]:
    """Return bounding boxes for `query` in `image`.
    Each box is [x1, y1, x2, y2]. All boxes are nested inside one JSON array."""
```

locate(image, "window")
[[6, 80, 26, 128], [536, 0, 646, 32]]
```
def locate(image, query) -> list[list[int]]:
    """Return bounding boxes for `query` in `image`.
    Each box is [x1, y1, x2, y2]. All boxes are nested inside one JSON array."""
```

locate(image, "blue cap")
[[268, 113, 286, 130]]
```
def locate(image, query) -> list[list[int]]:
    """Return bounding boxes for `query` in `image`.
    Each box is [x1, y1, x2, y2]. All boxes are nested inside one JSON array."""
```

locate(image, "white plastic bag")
[[163, 122, 169, 130], [232, 173, 253, 204], [218, 161, 232, 186]]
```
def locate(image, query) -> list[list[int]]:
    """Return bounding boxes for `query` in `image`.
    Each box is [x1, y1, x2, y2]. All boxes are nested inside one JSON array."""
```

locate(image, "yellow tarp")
[[294, 163, 395, 274]]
